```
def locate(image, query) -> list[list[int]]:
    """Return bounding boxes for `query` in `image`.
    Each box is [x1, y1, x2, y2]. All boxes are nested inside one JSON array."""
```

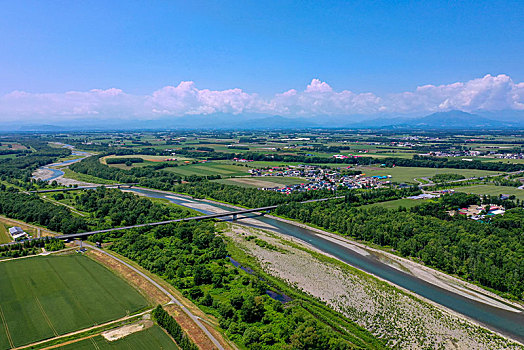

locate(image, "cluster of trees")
[[73, 188, 192, 227], [105, 157, 144, 165], [0, 149, 31, 156], [431, 173, 465, 182], [274, 196, 524, 299], [0, 237, 64, 258], [0, 189, 86, 234], [152, 306, 198, 350], [344, 187, 421, 206], [70, 156, 183, 187], [101, 222, 382, 349]]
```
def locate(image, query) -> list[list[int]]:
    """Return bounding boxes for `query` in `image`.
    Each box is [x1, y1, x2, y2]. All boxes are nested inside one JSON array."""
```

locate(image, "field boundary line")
[[34, 294, 59, 337], [0, 305, 14, 349], [89, 337, 101, 350], [13, 309, 153, 350]]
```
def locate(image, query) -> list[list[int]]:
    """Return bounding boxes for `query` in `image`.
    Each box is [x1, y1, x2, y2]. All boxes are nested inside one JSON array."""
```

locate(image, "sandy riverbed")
[[223, 223, 523, 349]]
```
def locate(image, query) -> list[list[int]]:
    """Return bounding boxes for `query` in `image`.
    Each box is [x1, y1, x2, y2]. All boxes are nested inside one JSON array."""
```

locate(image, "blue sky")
[[0, 1, 523, 121]]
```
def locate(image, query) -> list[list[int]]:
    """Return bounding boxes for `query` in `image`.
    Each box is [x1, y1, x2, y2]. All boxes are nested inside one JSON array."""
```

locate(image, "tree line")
[[274, 195, 524, 300]]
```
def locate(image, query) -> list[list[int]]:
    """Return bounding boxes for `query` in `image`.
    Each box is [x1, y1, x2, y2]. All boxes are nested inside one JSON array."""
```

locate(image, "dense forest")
[[274, 195, 524, 300], [93, 221, 384, 349], [0, 189, 86, 234]]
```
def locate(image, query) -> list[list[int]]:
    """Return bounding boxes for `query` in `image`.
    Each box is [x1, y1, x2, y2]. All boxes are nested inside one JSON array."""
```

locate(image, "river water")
[[127, 187, 524, 343], [35, 150, 91, 182]]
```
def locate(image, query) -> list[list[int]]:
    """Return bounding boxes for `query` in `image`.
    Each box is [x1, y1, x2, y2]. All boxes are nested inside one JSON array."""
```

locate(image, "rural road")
[[82, 242, 225, 350]]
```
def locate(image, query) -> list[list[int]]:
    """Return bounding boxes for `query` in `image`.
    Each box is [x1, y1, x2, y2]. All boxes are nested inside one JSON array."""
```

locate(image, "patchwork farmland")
[[0, 254, 148, 349]]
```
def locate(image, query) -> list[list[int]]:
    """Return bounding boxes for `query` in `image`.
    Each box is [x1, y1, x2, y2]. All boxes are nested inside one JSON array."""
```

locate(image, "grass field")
[[356, 166, 500, 183], [62, 168, 116, 185], [101, 155, 194, 170], [56, 325, 177, 350], [0, 224, 11, 244], [0, 254, 148, 349], [360, 198, 433, 210], [451, 185, 524, 200], [162, 162, 250, 177]]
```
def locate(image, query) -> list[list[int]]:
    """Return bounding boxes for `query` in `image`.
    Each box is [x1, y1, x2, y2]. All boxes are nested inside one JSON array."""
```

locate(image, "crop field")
[[162, 162, 250, 177], [214, 176, 305, 188], [0, 254, 148, 349], [451, 185, 524, 200], [56, 325, 177, 350], [0, 224, 11, 244], [360, 198, 432, 210], [356, 166, 500, 183]]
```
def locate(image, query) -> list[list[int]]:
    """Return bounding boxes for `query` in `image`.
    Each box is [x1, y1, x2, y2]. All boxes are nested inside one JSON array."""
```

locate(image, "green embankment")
[[0, 224, 11, 244]]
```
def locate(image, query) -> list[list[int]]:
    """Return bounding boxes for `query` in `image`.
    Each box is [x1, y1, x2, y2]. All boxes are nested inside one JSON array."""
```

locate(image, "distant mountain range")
[[1, 110, 524, 131]]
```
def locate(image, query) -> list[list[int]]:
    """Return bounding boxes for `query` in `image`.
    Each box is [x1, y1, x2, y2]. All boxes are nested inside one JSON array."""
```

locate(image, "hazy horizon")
[[1, 1, 523, 124]]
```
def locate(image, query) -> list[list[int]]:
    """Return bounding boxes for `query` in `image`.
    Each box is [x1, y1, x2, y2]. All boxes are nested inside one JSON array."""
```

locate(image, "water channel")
[[126, 187, 524, 344]]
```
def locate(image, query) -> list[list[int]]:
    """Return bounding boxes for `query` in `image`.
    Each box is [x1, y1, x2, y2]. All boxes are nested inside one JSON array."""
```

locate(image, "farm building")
[[9, 226, 28, 241]]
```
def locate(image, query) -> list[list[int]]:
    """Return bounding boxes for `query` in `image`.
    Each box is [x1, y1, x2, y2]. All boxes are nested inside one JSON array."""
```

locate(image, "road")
[[82, 242, 225, 350]]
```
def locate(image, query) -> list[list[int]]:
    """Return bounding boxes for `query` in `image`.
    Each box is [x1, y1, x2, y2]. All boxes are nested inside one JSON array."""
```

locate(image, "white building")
[[9, 227, 28, 241]]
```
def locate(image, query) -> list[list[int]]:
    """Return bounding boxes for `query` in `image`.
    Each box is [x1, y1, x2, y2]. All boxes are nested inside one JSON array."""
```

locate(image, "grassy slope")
[[62, 168, 116, 184], [0, 254, 148, 349], [0, 224, 11, 244], [56, 325, 178, 350]]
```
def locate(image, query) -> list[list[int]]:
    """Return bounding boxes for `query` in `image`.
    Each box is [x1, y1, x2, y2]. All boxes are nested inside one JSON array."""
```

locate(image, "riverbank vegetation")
[[274, 194, 524, 300], [89, 221, 385, 349]]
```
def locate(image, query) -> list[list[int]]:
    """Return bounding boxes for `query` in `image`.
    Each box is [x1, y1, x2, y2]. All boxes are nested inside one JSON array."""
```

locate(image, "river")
[[126, 187, 524, 344], [33, 146, 91, 182]]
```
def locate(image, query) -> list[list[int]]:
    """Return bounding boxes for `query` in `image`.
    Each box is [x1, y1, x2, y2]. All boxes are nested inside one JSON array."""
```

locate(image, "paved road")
[[83, 242, 225, 350]]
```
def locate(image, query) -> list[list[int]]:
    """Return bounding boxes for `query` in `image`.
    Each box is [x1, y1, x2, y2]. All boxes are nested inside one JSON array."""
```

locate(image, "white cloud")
[[0, 74, 523, 122]]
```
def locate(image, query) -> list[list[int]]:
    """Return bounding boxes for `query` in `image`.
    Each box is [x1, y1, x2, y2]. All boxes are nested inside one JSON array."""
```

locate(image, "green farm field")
[[356, 166, 501, 183], [451, 185, 524, 200], [0, 224, 10, 244], [360, 198, 433, 210], [56, 325, 177, 350], [0, 254, 148, 349], [162, 162, 250, 177]]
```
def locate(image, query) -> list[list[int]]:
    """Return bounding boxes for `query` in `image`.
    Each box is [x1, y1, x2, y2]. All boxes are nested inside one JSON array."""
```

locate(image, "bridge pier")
[[232, 213, 237, 221]]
